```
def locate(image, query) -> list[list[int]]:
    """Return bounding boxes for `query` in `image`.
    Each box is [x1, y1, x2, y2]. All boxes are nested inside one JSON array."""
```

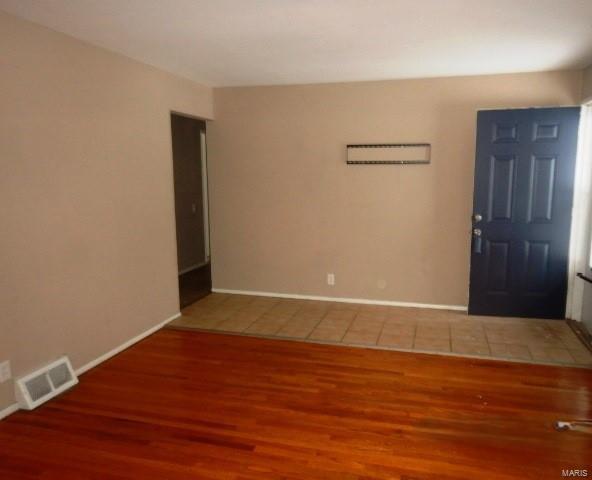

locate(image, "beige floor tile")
[[198, 308, 235, 322], [489, 343, 532, 360], [235, 309, 264, 319], [213, 315, 258, 333], [244, 323, 284, 336], [292, 312, 326, 322], [484, 330, 506, 343], [555, 331, 587, 349], [238, 303, 274, 315], [413, 337, 451, 352], [384, 315, 418, 326], [223, 294, 254, 308], [451, 328, 487, 343], [569, 348, 592, 366], [526, 336, 576, 348], [267, 304, 302, 317], [298, 307, 328, 317], [328, 302, 360, 311], [308, 326, 347, 342], [381, 323, 416, 337], [245, 315, 290, 335], [529, 345, 575, 363], [416, 322, 450, 339], [544, 320, 572, 331], [249, 296, 280, 307], [502, 330, 561, 346], [450, 318, 483, 327], [415, 308, 458, 322], [172, 315, 224, 330], [348, 317, 384, 334], [452, 333, 487, 344], [482, 320, 507, 330], [567, 346, 592, 366], [174, 293, 591, 368], [315, 317, 352, 330], [451, 339, 490, 356], [355, 311, 387, 323], [168, 315, 194, 327], [384, 307, 413, 317], [193, 293, 230, 308], [277, 318, 320, 338], [324, 310, 357, 322], [358, 304, 388, 314], [342, 330, 380, 345], [377, 332, 414, 349]]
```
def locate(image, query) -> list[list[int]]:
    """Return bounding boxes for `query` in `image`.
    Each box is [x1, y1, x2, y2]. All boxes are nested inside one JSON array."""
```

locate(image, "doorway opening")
[[170, 113, 212, 308]]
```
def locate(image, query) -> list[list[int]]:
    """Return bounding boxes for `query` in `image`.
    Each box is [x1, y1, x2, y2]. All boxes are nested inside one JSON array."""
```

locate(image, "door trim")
[[566, 103, 592, 320], [200, 130, 211, 264]]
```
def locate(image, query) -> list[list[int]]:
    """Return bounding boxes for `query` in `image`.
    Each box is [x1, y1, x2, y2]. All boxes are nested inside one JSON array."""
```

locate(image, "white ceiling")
[[2, 0, 592, 87]]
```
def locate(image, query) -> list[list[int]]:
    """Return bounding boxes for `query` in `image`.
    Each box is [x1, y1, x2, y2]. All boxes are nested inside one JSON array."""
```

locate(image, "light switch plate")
[[0, 361, 11, 383]]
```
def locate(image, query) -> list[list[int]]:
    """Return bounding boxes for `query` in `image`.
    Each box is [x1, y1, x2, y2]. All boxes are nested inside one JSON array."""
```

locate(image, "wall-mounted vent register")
[[346, 143, 431, 165], [15, 356, 78, 410]]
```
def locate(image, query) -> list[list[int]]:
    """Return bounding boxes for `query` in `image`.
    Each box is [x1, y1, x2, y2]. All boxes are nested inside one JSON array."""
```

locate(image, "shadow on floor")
[[178, 263, 211, 308]]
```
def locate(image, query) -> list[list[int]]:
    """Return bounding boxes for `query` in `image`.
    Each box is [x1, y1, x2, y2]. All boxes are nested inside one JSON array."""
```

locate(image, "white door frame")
[[200, 129, 211, 264], [566, 102, 592, 320]]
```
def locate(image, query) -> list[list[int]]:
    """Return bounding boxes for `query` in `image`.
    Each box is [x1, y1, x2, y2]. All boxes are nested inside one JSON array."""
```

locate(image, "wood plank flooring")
[[0, 329, 591, 479]]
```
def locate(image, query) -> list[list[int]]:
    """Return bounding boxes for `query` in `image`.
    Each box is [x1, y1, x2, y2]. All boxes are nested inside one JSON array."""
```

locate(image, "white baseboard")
[[211, 288, 467, 311], [75, 312, 181, 376], [0, 402, 19, 421]]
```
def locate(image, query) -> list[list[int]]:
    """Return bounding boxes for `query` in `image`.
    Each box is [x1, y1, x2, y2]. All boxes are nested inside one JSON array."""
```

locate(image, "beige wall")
[[0, 11, 213, 411], [583, 65, 592, 102], [208, 71, 582, 307]]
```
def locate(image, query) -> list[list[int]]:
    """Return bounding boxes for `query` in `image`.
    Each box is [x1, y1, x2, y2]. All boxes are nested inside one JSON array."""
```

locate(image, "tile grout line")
[[245, 298, 299, 336], [338, 311, 358, 343], [375, 316, 388, 347], [277, 300, 310, 336], [411, 321, 418, 349], [240, 301, 276, 334], [304, 308, 332, 341]]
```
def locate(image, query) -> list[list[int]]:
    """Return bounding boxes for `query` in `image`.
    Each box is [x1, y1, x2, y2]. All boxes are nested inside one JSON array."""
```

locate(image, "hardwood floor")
[[1, 329, 591, 479]]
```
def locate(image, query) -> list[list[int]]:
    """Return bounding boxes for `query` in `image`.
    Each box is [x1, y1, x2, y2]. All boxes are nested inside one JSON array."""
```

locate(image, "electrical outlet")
[[327, 273, 335, 286], [0, 361, 11, 383]]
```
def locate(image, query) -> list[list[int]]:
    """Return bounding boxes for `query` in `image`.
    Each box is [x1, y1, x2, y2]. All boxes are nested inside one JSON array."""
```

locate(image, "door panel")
[[487, 154, 516, 221], [527, 155, 555, 222], [469, 108, 580, 319]]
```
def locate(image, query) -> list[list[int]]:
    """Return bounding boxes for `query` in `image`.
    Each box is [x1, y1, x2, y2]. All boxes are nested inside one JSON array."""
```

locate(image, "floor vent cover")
[[16, 356, 78, 410]]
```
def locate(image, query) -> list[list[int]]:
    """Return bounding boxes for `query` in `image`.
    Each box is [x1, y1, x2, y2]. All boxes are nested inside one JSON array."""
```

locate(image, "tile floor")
[[169, 293, 592, 367]]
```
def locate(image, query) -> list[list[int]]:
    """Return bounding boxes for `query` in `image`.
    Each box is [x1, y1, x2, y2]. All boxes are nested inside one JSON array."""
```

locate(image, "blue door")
[[469, 108, 580, 319]]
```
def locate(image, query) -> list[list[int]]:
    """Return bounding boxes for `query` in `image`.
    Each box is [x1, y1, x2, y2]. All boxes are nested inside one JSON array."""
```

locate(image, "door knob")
[[473, 228, 482, 236], [473, 213, 482, 222]]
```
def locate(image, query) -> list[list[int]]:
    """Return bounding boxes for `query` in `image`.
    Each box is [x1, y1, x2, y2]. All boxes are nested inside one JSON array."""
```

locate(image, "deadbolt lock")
[[473, 213, 483, 222]]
